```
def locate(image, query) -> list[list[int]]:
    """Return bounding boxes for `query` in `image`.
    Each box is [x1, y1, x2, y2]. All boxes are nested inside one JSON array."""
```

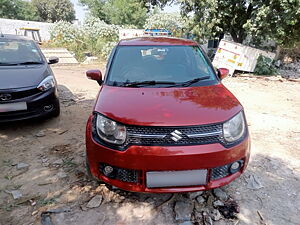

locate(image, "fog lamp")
[[103, 165, 114, 176], [229, 160, 243, 174]]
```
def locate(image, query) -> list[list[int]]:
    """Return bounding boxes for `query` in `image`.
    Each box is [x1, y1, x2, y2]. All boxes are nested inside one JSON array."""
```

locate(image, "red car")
[[85, 37, 250, 193]]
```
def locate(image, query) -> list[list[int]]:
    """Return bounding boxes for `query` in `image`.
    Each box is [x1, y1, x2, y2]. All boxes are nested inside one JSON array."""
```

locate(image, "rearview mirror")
[[86, 70, 103, 85], [48, 56, 59, 64], [218, 68, 229, 80]]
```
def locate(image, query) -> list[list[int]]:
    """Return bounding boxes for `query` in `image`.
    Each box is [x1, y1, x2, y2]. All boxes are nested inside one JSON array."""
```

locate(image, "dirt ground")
[[0, 65, 299, 225]]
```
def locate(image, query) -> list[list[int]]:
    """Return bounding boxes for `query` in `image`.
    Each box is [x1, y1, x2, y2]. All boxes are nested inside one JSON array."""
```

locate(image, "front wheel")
[[50, 100, 60, 117]]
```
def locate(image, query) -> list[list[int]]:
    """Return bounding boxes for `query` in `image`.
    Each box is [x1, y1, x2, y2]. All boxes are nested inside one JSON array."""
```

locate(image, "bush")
[[49, 17, 119, 61], [254, 55, 278, 76]]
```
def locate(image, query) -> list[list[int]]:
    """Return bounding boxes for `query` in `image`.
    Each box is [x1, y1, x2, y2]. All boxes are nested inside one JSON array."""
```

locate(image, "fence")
[[0, 18, 53, 41]]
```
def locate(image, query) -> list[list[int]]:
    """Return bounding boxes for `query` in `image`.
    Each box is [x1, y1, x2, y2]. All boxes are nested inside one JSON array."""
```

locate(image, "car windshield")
[[107, 45, 217, 87], [0, 39, 43, 65]]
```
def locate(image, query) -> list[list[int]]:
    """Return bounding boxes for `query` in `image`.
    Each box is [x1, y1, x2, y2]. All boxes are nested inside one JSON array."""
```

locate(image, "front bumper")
[[86, 116, 250, 193], [0, 88, 59, 122]]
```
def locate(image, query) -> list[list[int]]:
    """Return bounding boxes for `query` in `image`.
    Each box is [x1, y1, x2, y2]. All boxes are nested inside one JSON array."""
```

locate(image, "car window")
[[0, 39, 43, 64], [107, 45, 216, 87]]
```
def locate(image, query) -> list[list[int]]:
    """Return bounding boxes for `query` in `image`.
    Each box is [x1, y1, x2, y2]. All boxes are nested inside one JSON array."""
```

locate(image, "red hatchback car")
[[85, 37, 250, 193]]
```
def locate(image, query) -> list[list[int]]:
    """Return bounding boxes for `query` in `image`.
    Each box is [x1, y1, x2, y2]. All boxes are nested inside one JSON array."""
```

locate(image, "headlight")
[[223, 111, 246, 142], [95, 114, 126, 145], [37, 76, 55, 91]]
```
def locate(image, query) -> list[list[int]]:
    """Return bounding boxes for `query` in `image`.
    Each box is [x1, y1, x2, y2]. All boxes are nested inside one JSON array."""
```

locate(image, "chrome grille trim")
[[186, 130, 222, 138], [128, 133, 167, 139]]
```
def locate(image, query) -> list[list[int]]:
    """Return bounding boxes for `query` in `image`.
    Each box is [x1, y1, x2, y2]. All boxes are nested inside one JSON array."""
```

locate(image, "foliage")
[[49, 17, 119, 61], [254, 55, 278, 76], [79, 0, 108, 22], [144, 11, 185, 35], [32, 0, 76, 23], [280, 42, 300, 62], [244, 0, 300, 48], [0, 0, 39, 21], [83, 16, 119, 41], [101, 41, 117, 58], [157, 0, 300, 47], [80, 0, 148, 28], [103, 0, 147, 28]]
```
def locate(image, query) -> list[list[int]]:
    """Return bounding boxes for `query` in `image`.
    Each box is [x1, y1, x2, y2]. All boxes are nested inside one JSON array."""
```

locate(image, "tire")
[[51, 101, 60, 118]]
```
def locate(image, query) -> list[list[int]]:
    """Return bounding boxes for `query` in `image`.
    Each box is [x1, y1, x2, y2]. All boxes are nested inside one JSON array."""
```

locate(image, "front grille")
[[211, 164, 231, 180], [0, 88, 40, 101], [211, 160, 244, 180], [100, 163, 138, 183], [126, 124, 222, 146]]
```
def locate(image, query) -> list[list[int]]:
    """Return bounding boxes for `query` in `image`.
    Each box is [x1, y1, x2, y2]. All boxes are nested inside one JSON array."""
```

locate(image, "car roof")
[[0, 34, 33, 41], [118, 37, 198, 46]]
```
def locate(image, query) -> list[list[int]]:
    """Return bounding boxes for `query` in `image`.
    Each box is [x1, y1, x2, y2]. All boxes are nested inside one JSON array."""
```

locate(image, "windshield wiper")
[[0, 62, 18, 66], [168, 76, 211, 87], [122, 80, 176, 87], [17, 61, 44, 65]]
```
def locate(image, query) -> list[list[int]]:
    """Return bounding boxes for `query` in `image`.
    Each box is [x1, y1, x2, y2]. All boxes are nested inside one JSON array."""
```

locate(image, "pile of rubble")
[[279, 61, 300, 79]]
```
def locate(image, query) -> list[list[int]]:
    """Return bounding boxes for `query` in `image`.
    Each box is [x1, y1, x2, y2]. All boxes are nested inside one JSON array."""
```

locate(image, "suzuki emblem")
[[170, 130, 182, 142]]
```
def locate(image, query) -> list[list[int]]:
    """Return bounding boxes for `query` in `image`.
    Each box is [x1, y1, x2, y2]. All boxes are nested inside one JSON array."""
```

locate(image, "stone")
[[210, 209, 222, 221], [194, 202, 204, 212], [52, 159, 63, 165], [41, 158, 48, 163], [179, 221, 194, 225], [187, 191, 204, 199], [174, 200, 194, 222], [213, 188, 228, 201], [213, 200, 224, 207], [35, 131, 45, 137], [203, 212, 213, 225], [16, 162, 29, 170], [86, 195, 103, 208], [57, 172, 68, 179], [206, 195, 214, 207], [10, 190, 23, 199], [196, 196, 206, 204], [194, 211, 203, 222]]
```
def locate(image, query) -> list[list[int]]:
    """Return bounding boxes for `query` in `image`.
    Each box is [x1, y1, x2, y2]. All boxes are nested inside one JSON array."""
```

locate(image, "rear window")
[[107, 45, 216, 87], [0, 39, 43, 64]]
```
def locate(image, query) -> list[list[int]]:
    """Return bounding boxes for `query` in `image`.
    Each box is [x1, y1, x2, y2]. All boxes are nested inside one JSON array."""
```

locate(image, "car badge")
[[0, 93, 12, 101], [170, 130, 182, 142]]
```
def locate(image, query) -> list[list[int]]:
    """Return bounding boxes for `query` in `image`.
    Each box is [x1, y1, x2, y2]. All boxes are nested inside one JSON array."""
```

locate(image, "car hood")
[[94, 84, 242, 126], [0, 64, 50, 90]]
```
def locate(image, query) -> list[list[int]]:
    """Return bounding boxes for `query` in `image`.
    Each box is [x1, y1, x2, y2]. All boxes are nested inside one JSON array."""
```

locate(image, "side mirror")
[[48, 56, 59, 64], [218, 68, 229, 80], [86, 70, 102, 84]]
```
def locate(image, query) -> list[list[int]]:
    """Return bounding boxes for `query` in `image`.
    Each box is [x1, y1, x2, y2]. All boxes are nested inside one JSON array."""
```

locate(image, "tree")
[[32, 0, 76, 23], [0, 0, 39, 21], [79, 0, 108, 22], [178, 0, 300, 47], [245, 0, 300, 47], [80, 0, 148, 28], [144, 11, 185, 35], [103, 0, 147, 28]]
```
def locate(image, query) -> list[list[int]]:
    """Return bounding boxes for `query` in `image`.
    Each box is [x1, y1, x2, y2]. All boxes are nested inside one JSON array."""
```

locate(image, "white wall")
[[0, 18, 54, 41]]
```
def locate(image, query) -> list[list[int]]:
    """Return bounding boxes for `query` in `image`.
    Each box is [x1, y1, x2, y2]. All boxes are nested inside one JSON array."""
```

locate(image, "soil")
[[0, 65, 299, 225]]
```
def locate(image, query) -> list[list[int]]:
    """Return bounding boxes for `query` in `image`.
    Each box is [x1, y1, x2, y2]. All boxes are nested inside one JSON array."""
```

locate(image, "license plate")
[[0, 102, 27, 113], [146, 169, 207, 188]]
